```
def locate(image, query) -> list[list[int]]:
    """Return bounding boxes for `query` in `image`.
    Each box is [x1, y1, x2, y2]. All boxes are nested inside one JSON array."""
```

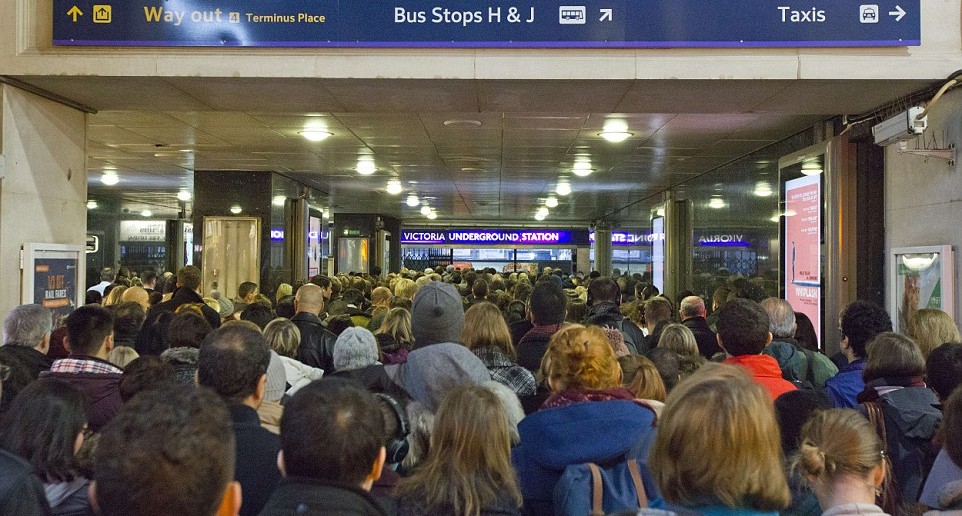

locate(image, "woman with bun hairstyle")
[[511, 324, 658, 514], [792, 409, 888, 515]]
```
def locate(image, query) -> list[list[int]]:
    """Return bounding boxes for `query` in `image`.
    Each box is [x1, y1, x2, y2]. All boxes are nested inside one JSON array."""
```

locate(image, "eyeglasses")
[[0, 365, 10, 382]]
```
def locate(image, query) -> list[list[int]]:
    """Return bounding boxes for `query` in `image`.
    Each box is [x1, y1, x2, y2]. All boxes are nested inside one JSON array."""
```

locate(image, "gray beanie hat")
[[384, 342, 490, 412], [211, 291, 234, 319], [411, 281, 465, 347], [333, 327, 379, 371], [264, 350, 287, 402]]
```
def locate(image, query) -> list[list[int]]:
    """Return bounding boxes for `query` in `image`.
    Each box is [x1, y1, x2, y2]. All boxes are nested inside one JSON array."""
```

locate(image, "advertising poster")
[[784, 174, 821, 341], [33, 258, 78, 325], [892, 248, 953, 333], [308, 215, 321, 277]]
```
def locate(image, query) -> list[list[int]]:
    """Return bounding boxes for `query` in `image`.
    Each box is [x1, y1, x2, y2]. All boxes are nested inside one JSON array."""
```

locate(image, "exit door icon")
[[92, 5, 111, 23]]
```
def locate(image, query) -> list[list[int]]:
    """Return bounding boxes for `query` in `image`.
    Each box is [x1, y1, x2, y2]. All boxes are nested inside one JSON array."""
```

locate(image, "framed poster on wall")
[[890, 245, 955, 333], [21, 243, 85, 327]]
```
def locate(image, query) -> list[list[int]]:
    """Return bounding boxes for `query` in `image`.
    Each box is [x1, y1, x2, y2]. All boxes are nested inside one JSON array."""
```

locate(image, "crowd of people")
[[0, 263, 960, 516]]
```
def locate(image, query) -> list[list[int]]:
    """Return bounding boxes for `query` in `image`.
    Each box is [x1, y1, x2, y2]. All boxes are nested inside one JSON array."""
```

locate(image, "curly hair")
[[541, 325, 621, 392], [840, 301, 892, 359]]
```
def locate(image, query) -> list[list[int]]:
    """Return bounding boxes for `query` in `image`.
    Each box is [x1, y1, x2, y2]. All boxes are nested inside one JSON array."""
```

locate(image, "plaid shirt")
[[473, 346, 537, 396], [49, 356, 123, 375]]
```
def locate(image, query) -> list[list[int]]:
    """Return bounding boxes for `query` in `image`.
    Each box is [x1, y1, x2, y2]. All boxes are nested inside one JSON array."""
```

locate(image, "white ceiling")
[[14, 76, 934, 224]]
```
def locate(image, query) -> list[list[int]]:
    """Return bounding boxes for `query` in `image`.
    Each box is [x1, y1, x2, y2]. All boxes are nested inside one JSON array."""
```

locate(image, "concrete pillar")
[[0, 86, 86, 316], [593, 221, 613, 277]]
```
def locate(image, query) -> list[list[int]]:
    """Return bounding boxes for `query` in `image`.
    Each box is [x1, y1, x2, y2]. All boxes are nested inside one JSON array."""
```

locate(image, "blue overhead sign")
[[53, 0, 920, 48]]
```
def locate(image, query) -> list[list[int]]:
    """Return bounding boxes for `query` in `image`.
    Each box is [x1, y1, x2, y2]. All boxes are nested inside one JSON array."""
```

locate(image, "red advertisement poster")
[[784, 175, 821, 342]]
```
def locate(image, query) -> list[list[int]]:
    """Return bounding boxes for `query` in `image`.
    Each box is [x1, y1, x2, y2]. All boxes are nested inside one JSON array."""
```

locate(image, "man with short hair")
[[92, 382, 240, 516], [367, 286, 392, 331], [139, 269, 158, 292], [517, 280, 568, 372], [642, 297, 673, 349], [760, 298, 838, 389], [111, 301, 146, 347], [86, 268, 113, 296], [143, 265, 221, 331], [824, 300, 892, 408], [291, 284, 339, 372], [41, 305, 123, 431], [679, 295, 721, 358], [584, 278, 647, 355], [237, 281, 259, 305], [260, 378, 387, 515], [197, 324, 281, 516], [469, 279, 489, 308], [717, 298, 796, 400], [0, 304, 54, 377]]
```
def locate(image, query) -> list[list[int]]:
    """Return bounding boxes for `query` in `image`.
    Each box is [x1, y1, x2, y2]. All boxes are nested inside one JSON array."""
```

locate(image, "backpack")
[[780, 345, 816, 391], [554, 457, 655, 516]]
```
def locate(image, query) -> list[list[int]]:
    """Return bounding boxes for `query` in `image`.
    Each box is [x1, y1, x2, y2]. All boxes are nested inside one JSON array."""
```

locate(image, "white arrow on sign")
[[599, 8, 612, 22], [888, 5, 906, 21]]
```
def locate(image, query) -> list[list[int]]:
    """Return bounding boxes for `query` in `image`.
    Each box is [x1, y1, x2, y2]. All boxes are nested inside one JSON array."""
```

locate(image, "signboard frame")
[[889, 245, 955, 333], [21, 243, 85, 326]]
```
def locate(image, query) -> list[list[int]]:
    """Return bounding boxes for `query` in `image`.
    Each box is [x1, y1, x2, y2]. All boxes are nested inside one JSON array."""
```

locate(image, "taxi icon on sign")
[[859, 4, 878, 23]]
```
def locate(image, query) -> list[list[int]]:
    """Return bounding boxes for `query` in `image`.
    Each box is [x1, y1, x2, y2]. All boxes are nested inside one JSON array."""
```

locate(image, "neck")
[[817, 474, 877, 510], [241, 395, 262, 410]]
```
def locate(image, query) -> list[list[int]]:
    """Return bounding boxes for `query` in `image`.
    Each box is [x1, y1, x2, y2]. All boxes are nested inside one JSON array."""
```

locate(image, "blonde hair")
[[396, 385, 522, 516], [907, 309, 961, 359], [107, 346, 139, 369], [792, 409, 885, 489], [651, 363, 790, 511], [395, 278, 418, 300], [263, 318, 301, 358], [462, 302, 515, 360], [103, 286, 127, 307], [376, 308, 414, 349], [624, 355, 667, 402], [659, 323, 699, 358], [541, 325, 622, 392]]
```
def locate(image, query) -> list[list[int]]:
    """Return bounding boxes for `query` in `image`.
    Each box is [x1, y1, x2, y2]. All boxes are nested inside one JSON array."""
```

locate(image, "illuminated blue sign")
[[696, 234, 751, 247], [402, 229, 580, 245]]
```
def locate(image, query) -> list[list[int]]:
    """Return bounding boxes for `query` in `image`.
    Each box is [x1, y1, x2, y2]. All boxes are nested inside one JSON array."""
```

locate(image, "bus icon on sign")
[[559, 6, 586, 24]]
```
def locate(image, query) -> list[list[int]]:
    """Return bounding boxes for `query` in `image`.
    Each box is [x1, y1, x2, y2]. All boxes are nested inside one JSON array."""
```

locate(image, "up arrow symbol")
[[66, 5, 83, 21], [888, 5, 906, 21], [599, 8, 612, 22]]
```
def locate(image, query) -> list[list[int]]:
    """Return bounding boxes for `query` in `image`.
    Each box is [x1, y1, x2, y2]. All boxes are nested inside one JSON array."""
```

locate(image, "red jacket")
[[724, 354, 797, 400]]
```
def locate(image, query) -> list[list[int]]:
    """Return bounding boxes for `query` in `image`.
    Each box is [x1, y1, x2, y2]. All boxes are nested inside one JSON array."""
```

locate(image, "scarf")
[[541, 387, 637, 411], [856, 375, 926, 403]]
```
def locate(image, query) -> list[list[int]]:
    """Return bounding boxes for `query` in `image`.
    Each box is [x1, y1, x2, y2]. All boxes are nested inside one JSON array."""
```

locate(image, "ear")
[[215, 481, 242, 516], [277, 449, 287, 477], [38, 333, 50, 354], [104, 333, 114, 353], [254, 374, 267, 402], [88, 481, 100, 514], [763, 331, 773, 348], [370, 447, 386, 483], [63, 336, 73, 354], [871, 462, 886, 487]]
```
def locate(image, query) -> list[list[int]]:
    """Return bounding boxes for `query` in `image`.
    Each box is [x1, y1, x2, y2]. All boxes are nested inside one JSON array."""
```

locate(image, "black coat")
[[138, 287, 221, 354], [0, 345, 52, 412], [291, 312, 339, 373], [331, 365, 408, 399], [0, 449, 51, 516], [682, 316, 721, 359], [231, 405, 282, 516], [259, 478, 387, 516], [584, 303, 649, 355]]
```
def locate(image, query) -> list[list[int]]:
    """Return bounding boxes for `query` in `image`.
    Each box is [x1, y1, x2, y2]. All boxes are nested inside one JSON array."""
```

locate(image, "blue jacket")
[[824, 358, 865, 408], [512, 399, 657, 515]]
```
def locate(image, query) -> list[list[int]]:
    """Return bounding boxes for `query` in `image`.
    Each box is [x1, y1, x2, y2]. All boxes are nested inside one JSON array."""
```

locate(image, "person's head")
[[377, 307, 414, 345], [648, 347, 683, 392], [839, 301, 892, 359], [394, 278, 418, 300], [760, 298, 796, 339], [411, 282, 465, 347], [716, 298, 772, 356], [140, 270, 158, 290], [623, 354, 667, 402], [2, 304, 52, 352], [644, 297, 674, 329], [167, 311, 214, 349], [652, 363, 790, 511], [310, 275, 333, 299], [85, 290, 103, 305], [711, 287, 731, 311], [472, 279, 489, 300], [906, 308, 961, 359], [342, 288, 364, 307], [927, 342, 962, 401], [397, 384, 522, 514], [280, 378, 385, 490], [121, 286, 150, 310], [65, 304, 114, 357], [103, 286, 127, 307], [658, 323, 699, 358], [176, 265, 202, 292], [197, 324, 271, 406], [863, 332, 925, 383], [542, 325, 621, 392], [678, 295, 707, 321], [118, 355, 178, 402], [462, 302, 516, 360], [0, 378, 88, 482], [528, 279, 567, 325], [237, 282, 258, 303], [112, 301, 146, 345], [586, 278, 621, 306], [326, 314, 355, 336], [240, 302, 275, 330], [107, 345, 140, 369], [371, 286, 392, 308], [793, 408, 886, 509], [93, 383, 238, 516], [294, 283, 325, 315], [773, 390, 833, 456], [944, 387, 962, 469], [263, 318, 301, 359], [334, 327, 379, 371], [793, 312, 819, 351]]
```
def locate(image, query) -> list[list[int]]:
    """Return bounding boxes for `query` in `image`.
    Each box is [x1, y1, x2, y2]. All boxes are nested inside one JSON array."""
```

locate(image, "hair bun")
[[797, 440, 827, 477]]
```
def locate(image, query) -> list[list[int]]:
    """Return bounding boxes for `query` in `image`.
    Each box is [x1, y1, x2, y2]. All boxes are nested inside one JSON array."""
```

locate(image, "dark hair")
[[147, 290, 163, 307], [119, 356, 178, 402], [587, 278, 621, 305], [716, 298, 771, 356], [280, 378, 384, 485], [65, 304, 114, 355], [112, 302, 146, 347], [167, 312, 213, 349], [197, 325, 271, 403], [529, 280, 567, 325], [926, 343, 962, 401], [0, 378, 89, 482], [472, 279, 488, 299], [176, 266, 202, 291], [140, 270, 158, 286], [944, 387, 962, 468], [649, 348, 682, 392], [85, 290, 103, 305], [793, 311, 819, 351], [342, 288, 364, 307], [275, 296, 295, 319], [94, 383, 235, 516], [645, 297, 674, 327], [863, 332, 925, 382], [310, 275, 332, 290], [840, 301, 892, 359], [240, 303, 275, 330], [773, 390, 832, 456], [237, 281, 258, 300], [327, 314, 355, 336]]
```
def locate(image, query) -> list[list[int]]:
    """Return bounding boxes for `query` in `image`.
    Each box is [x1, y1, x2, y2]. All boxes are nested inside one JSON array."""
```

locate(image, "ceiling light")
[[86, 200, 98, 209], [901, 254, 936, 271], [386, 180, 403, 195], [230, 205, 242, 214], [141, 209, 152, 217], [322, 209, 330, 218], [572, 161, 594, 177], [177, 190, 192, 202], [443, 119, 482, 127], [426, 211, 438, 220], [708, 197, 727, 209], [420, 205, 432, 216], [406, 195, 420, 207], [753, 181, 773, 197], [599, 131, 633, 143], [536, 207, 549, 218], [556, 183, 572, 196], [356, 159, 376, 175], [101, 173, 119, 186], [801, 161, 823, 176], [272, 195, 286, 207], [534, 212, 547, 221], [545, 197, 559, 208], [299, 130, 332, 142]]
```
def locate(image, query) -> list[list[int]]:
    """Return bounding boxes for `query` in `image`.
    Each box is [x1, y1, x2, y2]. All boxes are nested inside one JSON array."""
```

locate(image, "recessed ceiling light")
[[356, 159, 376, 175], [708, 197, 726, 209], [177, 190, 192, 202], [322, 209, 330, 218], [272, 195, 286, 207], [420, 205, 432, 216], [86, 200, 98, 209], [386, 180, 403, 195], [801, 162, 823, 175], [426, 211, 438, 220], [406, 195, 420, 207], [572, 162, 594, 177], [545, 197, 559, 208], [534, 212, 547, 221], [230, 205, 242, 214], [460, 167, 485, 172], [753, 181, 773, 197], [141, 209, 152, 217], [556, 183, 572, 196], [299, 130, 332, 142], [443, 119, 482, 127], [101, 173, 119, 186], [536, 207, 549, 218], [599, 131, 633, 143]]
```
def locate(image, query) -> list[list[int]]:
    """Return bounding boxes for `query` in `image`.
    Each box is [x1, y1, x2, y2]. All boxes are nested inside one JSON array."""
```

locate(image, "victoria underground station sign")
[[53, 0, 919, 48]]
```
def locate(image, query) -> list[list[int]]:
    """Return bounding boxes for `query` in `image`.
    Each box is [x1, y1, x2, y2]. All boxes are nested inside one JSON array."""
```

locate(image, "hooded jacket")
[[762, 338, 838, 389], [824, 358, 866, 409], [723, 354, 797, 401], [584, 302, 647, 355]]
